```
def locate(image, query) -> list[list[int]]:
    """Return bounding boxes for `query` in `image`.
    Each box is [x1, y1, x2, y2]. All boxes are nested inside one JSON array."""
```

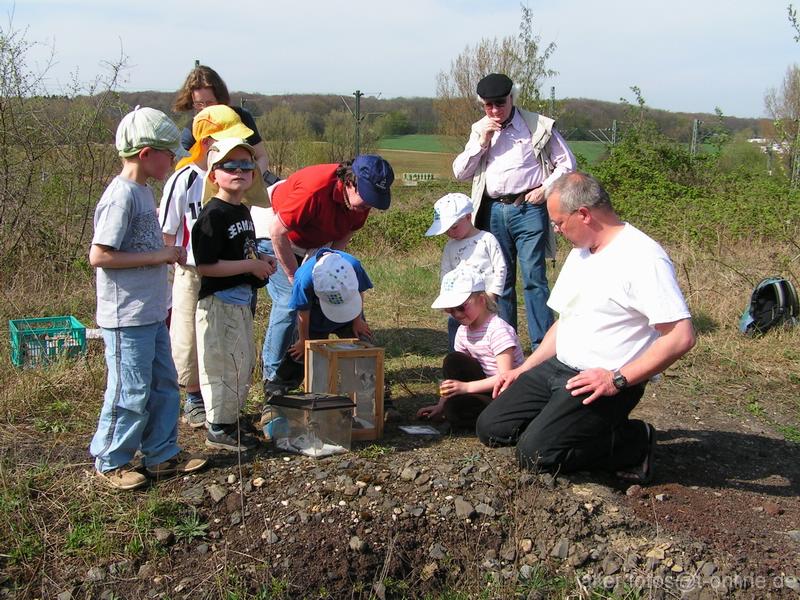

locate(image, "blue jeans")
[[90, 321, 181, 472], [257, 238, 300, 384], [486, 200, 553, 348]]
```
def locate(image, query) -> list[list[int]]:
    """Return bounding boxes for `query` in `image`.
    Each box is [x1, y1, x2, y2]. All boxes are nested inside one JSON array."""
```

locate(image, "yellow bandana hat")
[[175, 105, 254, 170]]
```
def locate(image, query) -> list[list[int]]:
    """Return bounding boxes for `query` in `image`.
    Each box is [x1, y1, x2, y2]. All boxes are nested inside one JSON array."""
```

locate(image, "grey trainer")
[[206, 425, 258, 452]]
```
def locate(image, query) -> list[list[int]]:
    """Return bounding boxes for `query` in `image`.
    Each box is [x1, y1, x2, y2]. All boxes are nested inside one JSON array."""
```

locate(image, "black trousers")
[[476, 357, 648, 473], [441, 352, 492, 430]]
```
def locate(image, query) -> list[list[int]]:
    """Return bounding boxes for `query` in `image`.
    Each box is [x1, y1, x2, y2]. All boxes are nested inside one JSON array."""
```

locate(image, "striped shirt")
[[454, 314, 524, 375]]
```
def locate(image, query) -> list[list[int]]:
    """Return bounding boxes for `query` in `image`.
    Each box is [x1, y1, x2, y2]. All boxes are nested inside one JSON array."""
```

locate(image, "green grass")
[[570, 140, 608, 165], [377, 134, 462, 153]]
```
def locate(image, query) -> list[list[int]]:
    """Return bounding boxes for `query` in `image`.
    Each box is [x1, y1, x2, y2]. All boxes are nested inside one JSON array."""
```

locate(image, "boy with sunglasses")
[[159, 105, 257, 430], [192, 139, 276, 451], [89, 107, 207, 490]]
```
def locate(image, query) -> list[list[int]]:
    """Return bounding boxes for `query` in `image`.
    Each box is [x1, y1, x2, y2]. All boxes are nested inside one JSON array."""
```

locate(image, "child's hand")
[[351, 316, 372, 341], [438, 379, 465, 398], [416, 403, 446, 421], [250, 258, 272, 280], [259, 253, 278, 276], [175, 246, 187, 266], [160, 246, 186, 265], [288, 338, 305, 361]]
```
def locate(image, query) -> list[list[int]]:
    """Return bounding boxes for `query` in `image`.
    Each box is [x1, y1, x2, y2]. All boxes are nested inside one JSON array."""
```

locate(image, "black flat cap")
[[476, 73, 513, 99]]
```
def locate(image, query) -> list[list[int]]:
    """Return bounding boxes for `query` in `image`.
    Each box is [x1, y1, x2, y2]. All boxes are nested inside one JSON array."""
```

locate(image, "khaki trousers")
[[170, 265, 201, 388], [196, 295, 255, 425]]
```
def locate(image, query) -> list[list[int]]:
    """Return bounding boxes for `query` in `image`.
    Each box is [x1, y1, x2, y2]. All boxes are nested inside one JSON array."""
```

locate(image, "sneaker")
[[182, 402, 207, 429], [206, 424, 259, 452], [96, 464, 148, 491], [146, 451, 208, 478], [616, 422, 656, 484]]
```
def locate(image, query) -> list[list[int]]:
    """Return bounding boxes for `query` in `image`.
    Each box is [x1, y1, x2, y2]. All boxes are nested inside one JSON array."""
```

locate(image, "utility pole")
[[611, 120, 617, 146], [549, 86, 555, 117], [341, 90, 382, 157], [792, 118, 800, 189], [690, 119, 700, 158], [354, 90, 363, 156]]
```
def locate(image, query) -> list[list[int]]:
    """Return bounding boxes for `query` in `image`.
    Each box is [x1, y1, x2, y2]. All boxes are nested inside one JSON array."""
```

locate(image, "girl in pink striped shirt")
[[417, 265, 524, 431]]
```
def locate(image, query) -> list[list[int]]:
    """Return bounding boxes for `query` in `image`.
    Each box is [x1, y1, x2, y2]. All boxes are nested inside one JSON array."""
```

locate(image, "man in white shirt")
[[476, 172, 695, 483], [453, 73, 576, 349]]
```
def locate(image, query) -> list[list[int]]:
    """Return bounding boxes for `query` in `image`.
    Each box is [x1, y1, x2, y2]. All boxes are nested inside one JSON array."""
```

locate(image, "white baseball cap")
[[431, 265, 485, 309], [312, 253, 362, 323], [425, 193, 473, 236]]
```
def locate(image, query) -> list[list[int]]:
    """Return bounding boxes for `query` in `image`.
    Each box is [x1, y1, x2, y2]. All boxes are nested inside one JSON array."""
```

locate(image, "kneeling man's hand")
[[565, 368, 617, 405], [493, 369, 521, 398]]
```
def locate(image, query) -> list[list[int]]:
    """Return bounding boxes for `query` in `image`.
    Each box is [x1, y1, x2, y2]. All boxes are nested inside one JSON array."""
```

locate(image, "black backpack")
[[738, 277, 799, 334]]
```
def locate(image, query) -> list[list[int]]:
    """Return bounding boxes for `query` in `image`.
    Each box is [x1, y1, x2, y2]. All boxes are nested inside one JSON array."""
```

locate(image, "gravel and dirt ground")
[[4, 364, 798, 600]]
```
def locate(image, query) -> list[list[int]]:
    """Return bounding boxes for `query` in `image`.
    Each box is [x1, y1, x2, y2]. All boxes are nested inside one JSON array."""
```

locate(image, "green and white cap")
[[115, 106, 188, 158]]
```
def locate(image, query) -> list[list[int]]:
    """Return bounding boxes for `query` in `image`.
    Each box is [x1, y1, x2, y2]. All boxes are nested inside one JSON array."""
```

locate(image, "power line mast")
[[792, 118, 800, 188], [354, 90, 363, 156], [340, 90, 382, 157], [690, 119, 700, 158]]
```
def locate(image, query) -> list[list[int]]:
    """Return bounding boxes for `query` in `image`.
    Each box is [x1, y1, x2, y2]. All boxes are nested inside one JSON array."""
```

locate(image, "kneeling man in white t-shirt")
[[476, 172, 695, 484]]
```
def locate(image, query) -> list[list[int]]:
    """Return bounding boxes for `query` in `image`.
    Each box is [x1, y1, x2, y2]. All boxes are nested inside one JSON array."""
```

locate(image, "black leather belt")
[[487, 188, 534, 204]]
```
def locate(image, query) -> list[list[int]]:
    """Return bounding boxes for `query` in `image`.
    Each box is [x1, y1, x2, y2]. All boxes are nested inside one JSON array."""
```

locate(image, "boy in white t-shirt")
[[426, 193, 507, 350]]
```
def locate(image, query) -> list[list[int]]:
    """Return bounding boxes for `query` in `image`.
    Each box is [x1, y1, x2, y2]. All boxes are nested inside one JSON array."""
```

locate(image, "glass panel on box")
[[307, 352, 330, 393], [337, 356, 377, 429]]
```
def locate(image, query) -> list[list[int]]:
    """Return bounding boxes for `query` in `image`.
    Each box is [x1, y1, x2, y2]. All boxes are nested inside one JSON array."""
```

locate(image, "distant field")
[[378, 149, 457, 180], [378, 135, 609, 167], [377, 135, 462, 153], [569, 140, 608, 165]]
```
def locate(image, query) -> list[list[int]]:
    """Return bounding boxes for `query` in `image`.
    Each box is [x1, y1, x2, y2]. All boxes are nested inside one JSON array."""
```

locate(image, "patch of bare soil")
[[3, 387, 800, 599]]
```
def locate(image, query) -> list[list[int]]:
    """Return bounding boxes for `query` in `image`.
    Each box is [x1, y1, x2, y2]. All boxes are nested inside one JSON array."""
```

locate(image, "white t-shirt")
[[159, 164, 204, 266], [442, 230, 507, 297], [548, 223, 691, 371], [454, 313, 524, 375]]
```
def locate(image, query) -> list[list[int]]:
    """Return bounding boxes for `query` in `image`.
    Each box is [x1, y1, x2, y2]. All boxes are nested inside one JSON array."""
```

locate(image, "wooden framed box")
[[304, 338, 384, 441]]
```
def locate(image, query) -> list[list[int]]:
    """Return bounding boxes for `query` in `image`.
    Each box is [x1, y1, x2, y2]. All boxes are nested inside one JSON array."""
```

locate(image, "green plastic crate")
[[9, 316, 87, 367]]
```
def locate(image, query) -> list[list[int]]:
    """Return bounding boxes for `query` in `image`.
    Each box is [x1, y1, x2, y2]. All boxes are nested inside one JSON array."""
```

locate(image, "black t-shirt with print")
[[192, 197, 267, 299]]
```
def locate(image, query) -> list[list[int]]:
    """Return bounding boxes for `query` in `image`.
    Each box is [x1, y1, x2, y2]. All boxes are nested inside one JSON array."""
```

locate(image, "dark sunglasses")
[[214, 160, 256, 173]]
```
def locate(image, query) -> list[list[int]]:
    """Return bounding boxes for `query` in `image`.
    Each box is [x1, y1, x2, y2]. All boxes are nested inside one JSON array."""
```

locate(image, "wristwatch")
[[612, 369, 628, 390]]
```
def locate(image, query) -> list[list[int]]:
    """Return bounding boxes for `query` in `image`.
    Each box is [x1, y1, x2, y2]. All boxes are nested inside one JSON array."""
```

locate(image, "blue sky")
[[5, 0, 797, 118]]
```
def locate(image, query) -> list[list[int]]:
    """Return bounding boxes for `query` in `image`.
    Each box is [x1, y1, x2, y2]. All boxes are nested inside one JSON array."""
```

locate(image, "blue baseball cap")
[[353, 155, 394, 210]]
